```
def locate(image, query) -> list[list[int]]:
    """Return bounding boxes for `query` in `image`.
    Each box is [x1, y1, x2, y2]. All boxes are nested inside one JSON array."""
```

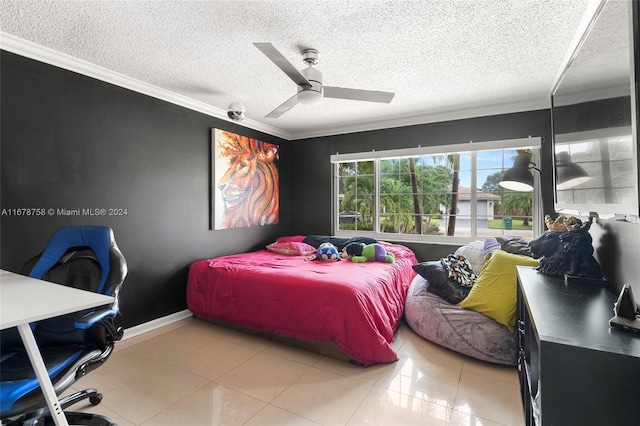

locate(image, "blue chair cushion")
[[29, 227, 112, 295], [0, 348, 82, 412]]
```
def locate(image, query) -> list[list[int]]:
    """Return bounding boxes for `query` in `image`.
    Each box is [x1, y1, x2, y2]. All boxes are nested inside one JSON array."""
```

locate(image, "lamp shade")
[[555, 151, 590, 190], [499, 154, 534, 192]]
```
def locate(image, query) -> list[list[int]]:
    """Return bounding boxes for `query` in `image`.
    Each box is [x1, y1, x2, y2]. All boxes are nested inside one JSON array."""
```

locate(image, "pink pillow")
[[266, 241, 316, 256], [275, 235, 306, 243]]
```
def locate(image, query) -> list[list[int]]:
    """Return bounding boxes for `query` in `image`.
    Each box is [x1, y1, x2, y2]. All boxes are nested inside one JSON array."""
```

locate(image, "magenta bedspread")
[[186, 242, 417, 366]]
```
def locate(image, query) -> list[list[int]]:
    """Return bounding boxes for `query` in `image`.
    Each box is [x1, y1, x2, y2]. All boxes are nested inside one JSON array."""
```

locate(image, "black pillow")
[[496, 236, 532, 257], [412, 261, 471, 304], [302, 235, 378, 250]]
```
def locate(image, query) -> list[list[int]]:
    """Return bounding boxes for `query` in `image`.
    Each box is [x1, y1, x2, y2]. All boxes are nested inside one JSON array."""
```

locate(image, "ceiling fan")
[[253, 43, 395, 118]]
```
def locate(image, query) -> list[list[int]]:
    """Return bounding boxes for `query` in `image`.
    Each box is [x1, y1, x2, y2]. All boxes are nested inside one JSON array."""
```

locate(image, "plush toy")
[[349, 243, 395, 263], [544, 214, 584, 232], [341, 242, 365, 260], [531, 216, 602, 279], [306, 242, 341, 262]]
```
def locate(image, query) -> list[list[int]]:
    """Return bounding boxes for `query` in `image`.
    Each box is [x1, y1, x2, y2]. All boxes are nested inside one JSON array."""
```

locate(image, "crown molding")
[[1, 32, 549, 142], [288, 97, 551, 140], [0, 32, 291, 140]]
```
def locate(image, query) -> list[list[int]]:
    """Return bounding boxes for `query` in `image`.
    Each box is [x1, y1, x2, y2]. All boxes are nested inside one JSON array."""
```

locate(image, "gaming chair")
[[0, 226, 127, 426]]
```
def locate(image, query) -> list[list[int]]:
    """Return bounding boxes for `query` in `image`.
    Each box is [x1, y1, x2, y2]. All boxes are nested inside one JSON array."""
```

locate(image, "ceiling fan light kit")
[[253, 43, 395, 118], [297, 66, 323, 105], [297, 88, 323, 105]]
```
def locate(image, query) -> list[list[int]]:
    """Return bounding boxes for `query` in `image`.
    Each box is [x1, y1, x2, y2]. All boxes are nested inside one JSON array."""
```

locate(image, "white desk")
[[0, 269, 114, 426]]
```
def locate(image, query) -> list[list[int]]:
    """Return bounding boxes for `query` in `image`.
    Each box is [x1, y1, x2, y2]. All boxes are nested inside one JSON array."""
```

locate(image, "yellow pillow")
[[458, 249, 539, 331]]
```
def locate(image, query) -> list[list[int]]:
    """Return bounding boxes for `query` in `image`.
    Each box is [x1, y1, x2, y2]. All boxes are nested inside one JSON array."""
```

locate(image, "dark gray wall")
[[0, 51, 290, 327], [553, 96, 631, 134], [3, 49, 639, 328], [590, 220, 640, 300]]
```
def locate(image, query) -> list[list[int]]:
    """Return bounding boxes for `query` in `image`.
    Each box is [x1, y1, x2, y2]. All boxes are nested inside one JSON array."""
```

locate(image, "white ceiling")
[[0, 0, 595, 140]]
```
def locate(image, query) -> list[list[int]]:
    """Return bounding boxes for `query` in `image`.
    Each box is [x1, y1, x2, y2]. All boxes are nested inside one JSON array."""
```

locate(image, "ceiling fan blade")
[[323, 86, 395, 103], [265, 94, 299, 118], [253, 43, 311, 88]]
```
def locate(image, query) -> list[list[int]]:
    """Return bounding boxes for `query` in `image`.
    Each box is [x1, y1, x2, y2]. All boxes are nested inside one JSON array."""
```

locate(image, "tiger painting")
[[214, 129, 279, 229]]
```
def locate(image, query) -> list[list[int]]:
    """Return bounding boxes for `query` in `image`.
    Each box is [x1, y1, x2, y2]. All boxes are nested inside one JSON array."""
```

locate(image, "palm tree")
[[340, 157, 454, 235], [446, 153, 460, 236], [502, 192, 532, 227], [428, 154, 460, 236], [416, 164, 451, 234], [338, 161, 374, 230], [379, 175, 416, 233], [408, 157, 422, 234], [500, 149, 533, 227]]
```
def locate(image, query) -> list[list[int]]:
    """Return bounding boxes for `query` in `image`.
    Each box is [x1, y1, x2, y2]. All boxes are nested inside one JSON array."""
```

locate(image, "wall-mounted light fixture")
[[499, 153, 539, 192], [554, 151, 590, 190]]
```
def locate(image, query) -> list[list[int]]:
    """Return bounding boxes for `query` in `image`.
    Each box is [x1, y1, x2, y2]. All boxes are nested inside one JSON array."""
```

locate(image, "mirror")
[[551, 0, 639, 218]]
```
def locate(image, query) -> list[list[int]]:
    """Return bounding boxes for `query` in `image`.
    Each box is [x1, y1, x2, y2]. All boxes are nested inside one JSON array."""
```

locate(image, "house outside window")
[[331, 137, 542, 244]]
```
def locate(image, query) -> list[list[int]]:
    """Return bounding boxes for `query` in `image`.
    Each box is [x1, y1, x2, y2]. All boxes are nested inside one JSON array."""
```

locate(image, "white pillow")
[[454, 240, 486, 274]]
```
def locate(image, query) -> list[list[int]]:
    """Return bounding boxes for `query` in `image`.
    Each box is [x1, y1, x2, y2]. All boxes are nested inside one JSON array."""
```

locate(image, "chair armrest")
[[74, 309, 118, 330]]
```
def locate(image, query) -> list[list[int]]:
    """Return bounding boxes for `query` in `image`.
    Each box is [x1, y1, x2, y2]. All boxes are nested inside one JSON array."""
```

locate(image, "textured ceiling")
[[0, 0, 594, 139], [555, 0, 630, 100]]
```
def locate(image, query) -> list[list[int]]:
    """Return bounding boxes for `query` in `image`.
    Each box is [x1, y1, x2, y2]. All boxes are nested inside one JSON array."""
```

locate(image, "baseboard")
[[122, 309, 193, 340]]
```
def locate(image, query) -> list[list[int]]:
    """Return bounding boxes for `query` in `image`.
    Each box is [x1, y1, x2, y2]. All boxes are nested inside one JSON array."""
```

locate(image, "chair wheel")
[[89, 393, 103, 405]]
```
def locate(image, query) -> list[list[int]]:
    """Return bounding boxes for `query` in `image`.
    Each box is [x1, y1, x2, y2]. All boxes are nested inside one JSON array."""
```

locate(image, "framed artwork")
[[212, 129, 279, 229]]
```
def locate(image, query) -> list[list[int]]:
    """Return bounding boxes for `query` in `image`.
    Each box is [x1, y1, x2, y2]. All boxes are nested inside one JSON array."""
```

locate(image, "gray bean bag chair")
[[404, 275, 517, 365]]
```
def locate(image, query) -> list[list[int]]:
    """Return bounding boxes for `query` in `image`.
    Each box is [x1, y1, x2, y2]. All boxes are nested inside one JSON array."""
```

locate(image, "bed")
[[186, 237, 418, 366]]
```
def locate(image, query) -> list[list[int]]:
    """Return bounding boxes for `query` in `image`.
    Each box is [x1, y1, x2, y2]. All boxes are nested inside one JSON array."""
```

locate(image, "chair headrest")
[[29, 226, 115, 294]]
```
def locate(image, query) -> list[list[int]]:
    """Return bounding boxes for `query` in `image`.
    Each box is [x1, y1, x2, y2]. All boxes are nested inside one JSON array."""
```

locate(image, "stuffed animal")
[[306, 242, 341, 262], [349, 243, 395, 263], [531, 215, 602, 278], [341, 242, 365, 260], [544, 214, 584, 232]]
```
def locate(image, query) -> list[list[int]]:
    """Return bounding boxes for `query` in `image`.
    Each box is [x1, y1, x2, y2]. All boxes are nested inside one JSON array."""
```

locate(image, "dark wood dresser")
[[516, 266, 640, 425]]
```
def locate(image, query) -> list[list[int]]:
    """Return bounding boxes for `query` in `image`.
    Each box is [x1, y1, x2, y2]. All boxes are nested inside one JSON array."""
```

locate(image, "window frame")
[[331, 137, 543, 245]]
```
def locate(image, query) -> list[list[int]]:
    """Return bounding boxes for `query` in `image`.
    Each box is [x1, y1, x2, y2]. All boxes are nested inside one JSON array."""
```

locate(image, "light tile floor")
[[67, 317, 524, 426]]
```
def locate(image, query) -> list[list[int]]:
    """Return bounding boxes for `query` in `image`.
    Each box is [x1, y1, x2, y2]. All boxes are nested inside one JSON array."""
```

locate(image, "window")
[[332, 137, 542, 243]]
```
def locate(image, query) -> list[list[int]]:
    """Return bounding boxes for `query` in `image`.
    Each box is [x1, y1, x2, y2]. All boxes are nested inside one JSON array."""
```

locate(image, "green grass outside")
[[340, 218, 532, 231], [488, 219, 532, 230]]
